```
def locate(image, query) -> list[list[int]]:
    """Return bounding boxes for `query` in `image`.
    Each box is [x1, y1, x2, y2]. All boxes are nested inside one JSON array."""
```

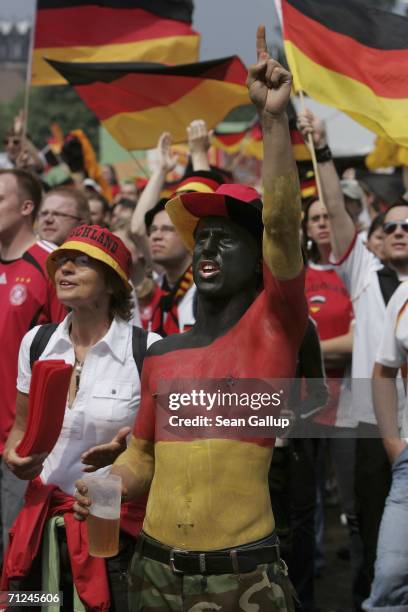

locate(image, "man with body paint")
[[75, 27, 308, 611]]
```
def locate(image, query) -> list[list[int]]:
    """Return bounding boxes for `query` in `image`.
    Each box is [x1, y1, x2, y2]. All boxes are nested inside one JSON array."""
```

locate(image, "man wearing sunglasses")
[[37, 186, 91, 246], [298, 108, 408, 610]]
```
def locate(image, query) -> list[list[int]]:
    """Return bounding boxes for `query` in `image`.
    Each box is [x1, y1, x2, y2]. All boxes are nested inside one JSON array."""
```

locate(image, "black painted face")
[[193, 216, 261, 298]]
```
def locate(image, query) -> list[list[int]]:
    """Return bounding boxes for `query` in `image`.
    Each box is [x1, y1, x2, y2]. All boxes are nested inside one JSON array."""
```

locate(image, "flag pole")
[[298, 90, 325, 204], [21, 4, 37, 146], [273, 0, 325, 203]]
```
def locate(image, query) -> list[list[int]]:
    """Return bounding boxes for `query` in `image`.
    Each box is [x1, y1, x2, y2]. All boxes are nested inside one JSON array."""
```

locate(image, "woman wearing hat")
[[2, 225, 160, 611]]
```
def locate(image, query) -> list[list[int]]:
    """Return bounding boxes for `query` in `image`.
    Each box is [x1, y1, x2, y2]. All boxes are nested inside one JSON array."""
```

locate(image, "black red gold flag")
[[279, 0, 408, 146], [212, 105, 310, 161], [47, 57, 250, 150], [33, 0, 199, 86]]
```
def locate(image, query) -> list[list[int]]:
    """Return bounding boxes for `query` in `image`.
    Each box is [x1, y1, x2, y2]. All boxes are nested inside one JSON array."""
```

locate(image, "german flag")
[[280, 0, 408, 146], [366, 136, 408, 170], [243, 123, 263, 160], [33, 0, 199, 86], [212, 115, 310, 161], [48, 57, 250, 150], [212, 128, 248, 155], [290, 128, 311, 162]]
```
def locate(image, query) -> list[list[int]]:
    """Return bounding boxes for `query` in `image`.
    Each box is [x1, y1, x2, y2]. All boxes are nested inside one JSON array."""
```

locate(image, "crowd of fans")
[[0, 52, 407, 612]]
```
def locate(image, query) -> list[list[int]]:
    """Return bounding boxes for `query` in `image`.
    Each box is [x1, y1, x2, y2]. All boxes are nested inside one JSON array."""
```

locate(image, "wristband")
[[315, 145, 332, 163]]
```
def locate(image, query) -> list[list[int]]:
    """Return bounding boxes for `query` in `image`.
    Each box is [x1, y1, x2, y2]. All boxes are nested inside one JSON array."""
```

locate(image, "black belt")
[[138, 533, 281, 575]]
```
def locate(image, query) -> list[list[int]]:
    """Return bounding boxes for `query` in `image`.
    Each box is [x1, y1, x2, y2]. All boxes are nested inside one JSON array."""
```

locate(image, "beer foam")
[[90, 506, 120, 520]]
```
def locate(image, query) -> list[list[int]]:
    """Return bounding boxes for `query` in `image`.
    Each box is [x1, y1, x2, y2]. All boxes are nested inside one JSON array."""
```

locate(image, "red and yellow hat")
[[46, 225, 132, 290], [175, 176, 221, 195], [166, 183, 263, 251]]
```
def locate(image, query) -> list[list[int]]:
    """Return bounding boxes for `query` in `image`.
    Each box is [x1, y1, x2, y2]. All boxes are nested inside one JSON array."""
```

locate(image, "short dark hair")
[[368, 212, 385, 239], [144, 198, 168, 231], [44, 186, 91, 223], [87, 192, 111, 215], [301, 197, 321, 263], [0, 168, 43, 220], [104, 265, 133, 321], [115, 198, 136, 211], [383, 200, 408, 222]]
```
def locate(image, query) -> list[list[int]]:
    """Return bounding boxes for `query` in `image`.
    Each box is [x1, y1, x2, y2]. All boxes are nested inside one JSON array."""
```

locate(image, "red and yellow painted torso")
[[134, 263, 307, 549]]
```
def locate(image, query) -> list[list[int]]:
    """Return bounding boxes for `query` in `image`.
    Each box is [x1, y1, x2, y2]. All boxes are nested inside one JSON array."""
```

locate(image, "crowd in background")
[[0, 97, 408, 612]]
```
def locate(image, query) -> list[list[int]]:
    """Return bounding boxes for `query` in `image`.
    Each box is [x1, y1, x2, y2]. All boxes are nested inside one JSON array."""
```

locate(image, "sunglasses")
[[383, 220, 408, 235], [52, 253, 91, 268]]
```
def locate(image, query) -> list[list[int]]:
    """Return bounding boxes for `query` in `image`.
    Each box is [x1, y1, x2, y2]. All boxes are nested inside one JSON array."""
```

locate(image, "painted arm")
[[372, 362, 407, 463], [297, 109, 355, 260], [74, 436, 155, 519], [111, 435, 155, 500], [247, 26, 302, 280]]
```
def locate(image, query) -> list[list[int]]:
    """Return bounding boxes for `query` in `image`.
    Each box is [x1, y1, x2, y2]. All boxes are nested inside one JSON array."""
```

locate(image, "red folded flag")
[[16, 360, 73, 457]]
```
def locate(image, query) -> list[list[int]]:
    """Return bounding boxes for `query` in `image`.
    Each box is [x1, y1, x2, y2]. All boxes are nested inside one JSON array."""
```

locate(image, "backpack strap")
[[29, 323, 59, 369], [30, 323, 148, 375], [132, 326, 148, 378]]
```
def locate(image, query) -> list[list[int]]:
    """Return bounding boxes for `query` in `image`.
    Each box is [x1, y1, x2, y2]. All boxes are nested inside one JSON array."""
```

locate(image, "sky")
[[1, 0, 406, 154], [0, 0, 280, 66], [1, 0, 407, 66]]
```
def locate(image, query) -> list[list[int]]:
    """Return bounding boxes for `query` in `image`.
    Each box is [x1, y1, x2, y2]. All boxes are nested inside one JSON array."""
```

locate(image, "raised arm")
[[130, 132, 177, 238], [187, 119, 211, 172], [247, 26, 302, 280], [297, 109, 355, 259]]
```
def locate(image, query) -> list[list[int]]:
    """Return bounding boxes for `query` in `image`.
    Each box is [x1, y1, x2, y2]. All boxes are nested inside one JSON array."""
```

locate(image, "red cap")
[[166, 183, 263, 250]]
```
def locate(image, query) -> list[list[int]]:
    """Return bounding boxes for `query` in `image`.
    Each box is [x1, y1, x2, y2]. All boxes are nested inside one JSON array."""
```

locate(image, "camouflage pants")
[[128, 547, 296, 611]]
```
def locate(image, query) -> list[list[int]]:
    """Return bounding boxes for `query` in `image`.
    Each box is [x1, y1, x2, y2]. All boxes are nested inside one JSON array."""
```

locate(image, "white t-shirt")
[[17, 314, 160, 494], [334, 234, 406, 424], [376, 281, 408, 440], [177, 284, 196, 332]]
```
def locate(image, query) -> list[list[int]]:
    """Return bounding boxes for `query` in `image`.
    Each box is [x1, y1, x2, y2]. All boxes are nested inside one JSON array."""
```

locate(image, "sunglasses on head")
[[383, 220, 408, 235]]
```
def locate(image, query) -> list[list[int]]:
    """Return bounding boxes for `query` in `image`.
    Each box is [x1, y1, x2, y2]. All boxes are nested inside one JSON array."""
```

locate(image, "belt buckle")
[[169, 549, 185, 575]]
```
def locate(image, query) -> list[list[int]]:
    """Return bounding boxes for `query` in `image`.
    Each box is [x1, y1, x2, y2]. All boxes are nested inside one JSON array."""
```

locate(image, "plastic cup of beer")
[[85, 474, 122, 558]]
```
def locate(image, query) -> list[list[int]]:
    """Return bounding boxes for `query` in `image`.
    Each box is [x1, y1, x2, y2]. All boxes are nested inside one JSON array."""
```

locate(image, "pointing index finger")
[[256, 25, 268, 61]]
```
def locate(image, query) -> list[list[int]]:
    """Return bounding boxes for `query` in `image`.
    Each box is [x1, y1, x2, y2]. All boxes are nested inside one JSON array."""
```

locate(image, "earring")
[[307, 239, 313, 251]]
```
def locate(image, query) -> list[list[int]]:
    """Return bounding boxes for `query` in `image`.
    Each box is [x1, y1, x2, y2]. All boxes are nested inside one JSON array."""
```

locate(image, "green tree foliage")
[[0, 86, 99, 152]]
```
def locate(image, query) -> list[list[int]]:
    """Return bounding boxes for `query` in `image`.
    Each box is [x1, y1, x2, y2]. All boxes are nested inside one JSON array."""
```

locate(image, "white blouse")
[[17, 314, 160, 494]]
